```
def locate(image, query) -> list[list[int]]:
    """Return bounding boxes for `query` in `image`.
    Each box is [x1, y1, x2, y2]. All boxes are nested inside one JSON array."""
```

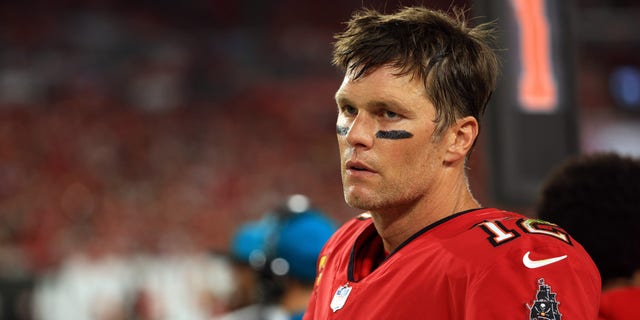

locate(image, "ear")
[[443, 116, 479, 163]]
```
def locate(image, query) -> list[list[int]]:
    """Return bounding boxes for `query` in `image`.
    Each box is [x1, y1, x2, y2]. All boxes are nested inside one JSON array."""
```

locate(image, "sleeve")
[[302, 223, 340, 320], [301, 246, 326, 320], [465, 243, 601, 319], [302, 291, 317, 320]]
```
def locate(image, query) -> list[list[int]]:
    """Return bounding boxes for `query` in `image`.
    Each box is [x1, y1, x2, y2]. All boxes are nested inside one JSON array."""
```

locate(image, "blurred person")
[[537, 152, 640, 320], [304, 6, 601, 319], [31, 243, 134, 320], [217, 194, 336, 320], [32, 237, 233, 320], [223, 216, 271, 313], [131, 245, 234, 320]]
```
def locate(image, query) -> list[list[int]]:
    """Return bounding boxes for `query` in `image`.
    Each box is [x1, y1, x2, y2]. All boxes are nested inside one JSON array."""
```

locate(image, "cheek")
[[390, 138, 437, 172], [394, 136, 426, 157], [337, 136, 350, 161], [336, 134, 347, 147]]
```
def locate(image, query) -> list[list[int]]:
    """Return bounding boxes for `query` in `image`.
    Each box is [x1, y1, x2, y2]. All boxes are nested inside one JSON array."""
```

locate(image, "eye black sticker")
[[336, 126, 349, 136], [376, 130, 413, 139], [336, 127, 414, 140]]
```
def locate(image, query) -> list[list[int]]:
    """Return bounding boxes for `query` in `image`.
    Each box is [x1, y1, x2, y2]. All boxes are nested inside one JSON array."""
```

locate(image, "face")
[[335, 66, 450, 211]]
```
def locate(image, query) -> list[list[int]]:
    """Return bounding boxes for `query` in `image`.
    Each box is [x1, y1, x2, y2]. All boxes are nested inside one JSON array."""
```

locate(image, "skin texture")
[[334, 65, 480, 253]]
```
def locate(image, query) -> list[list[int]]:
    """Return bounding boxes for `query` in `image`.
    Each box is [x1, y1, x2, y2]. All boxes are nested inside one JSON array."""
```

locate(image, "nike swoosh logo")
[[522, 251, 567, 269]]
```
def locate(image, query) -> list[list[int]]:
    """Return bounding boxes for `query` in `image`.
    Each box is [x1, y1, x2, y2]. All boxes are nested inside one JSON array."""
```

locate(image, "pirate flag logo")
[[527, 278, 562, 320]]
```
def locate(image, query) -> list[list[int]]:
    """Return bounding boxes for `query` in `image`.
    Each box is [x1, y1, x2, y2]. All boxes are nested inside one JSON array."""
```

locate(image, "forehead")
[[335, 66, 431, 110]]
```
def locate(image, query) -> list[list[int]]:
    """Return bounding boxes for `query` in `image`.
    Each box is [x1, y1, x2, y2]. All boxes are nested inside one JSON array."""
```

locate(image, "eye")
[[341, 105, 357, 116], [383, 110, 399, 120]]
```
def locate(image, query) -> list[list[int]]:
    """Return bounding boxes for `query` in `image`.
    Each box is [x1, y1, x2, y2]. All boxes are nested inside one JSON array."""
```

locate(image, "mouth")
[[345, 160, 375, 173]]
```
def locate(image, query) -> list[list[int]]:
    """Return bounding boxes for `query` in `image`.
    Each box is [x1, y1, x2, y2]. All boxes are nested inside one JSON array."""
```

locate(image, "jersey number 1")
[[478, 219, 572, 247]]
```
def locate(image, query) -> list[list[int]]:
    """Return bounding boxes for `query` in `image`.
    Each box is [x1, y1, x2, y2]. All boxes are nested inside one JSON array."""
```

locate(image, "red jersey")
[[599, 287, 640, 320], [304, 208, 601, 319]]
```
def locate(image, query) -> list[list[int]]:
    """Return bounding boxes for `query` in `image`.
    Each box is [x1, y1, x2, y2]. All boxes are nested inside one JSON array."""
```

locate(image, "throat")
[[350, 223, 388, 281]]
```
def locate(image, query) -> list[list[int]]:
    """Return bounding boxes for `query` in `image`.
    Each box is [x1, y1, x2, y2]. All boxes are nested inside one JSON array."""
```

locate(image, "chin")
[[343, 190, 376, 211]]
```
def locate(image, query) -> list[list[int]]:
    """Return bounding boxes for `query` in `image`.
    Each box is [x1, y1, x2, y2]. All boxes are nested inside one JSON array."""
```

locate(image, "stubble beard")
[[342, 173, 424, 213], [343, 189, 371, 210], [342, 180, 400, 211], [342, 176, 377, 210]]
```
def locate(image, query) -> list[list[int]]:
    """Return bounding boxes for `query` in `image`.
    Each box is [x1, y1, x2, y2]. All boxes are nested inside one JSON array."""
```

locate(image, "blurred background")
[[0, 0, 638, 318]]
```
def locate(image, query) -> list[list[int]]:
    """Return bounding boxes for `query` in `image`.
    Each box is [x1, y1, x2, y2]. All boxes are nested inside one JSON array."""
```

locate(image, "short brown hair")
[[332, 6, 499, 136]]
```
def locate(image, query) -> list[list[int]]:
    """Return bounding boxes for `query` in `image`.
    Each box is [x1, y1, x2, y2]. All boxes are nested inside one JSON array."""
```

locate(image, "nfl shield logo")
[[330, 283, 352, 312]]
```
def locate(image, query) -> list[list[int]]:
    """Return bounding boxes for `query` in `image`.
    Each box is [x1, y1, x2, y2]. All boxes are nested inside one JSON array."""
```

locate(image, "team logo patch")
[[527, 278, 562, 319]]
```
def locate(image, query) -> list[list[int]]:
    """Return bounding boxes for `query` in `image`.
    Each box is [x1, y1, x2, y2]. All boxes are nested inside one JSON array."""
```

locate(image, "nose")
[[342, 114, 374, 149]]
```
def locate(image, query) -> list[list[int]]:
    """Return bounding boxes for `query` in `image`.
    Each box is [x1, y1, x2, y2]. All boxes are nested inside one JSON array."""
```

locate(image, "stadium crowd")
[[0, 1, 362, 318], [0, 0, 638, 319]]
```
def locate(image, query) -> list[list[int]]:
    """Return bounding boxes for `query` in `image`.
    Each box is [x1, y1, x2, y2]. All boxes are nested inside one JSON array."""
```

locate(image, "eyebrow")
[[334, 93, 360, 110], [335, 95, 413, 116], [334, 94, 351, 107]]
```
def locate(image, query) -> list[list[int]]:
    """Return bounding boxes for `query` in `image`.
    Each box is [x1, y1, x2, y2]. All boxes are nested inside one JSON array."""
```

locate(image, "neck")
[[370, 170, 480, 253]]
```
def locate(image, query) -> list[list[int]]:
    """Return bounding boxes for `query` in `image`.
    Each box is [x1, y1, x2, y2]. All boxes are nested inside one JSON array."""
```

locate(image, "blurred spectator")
[[217, 194, 337, 320], [32, 249, 234, 320], [224, 216, 271, 312], [131, 251, 234, 319], [0, 1, 359, 318], [537, 152, 640, 320]]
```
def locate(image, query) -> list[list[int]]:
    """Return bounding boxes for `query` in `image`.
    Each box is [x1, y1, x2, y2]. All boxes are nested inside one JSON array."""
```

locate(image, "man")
[[537, 153, 640, 319], [303, 6, 600, 319], [219, 195, 336, 320]]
